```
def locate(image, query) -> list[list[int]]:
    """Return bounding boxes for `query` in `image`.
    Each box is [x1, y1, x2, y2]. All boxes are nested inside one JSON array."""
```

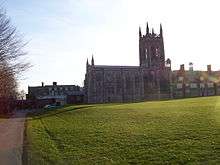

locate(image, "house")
[[27, 82, 84, 108]]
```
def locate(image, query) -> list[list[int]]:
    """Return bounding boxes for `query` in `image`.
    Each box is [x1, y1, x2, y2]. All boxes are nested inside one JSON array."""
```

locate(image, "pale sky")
[[4, 0, 220, 92]]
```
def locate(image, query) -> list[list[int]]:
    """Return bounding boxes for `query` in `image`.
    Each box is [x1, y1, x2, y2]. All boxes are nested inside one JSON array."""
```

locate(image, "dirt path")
[[0, 111, 27, 165]]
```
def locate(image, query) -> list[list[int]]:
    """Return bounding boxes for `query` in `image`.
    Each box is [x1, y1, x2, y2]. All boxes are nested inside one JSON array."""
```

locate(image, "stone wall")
[[85, 65, 171, 103], [86, 66, 143, 103]]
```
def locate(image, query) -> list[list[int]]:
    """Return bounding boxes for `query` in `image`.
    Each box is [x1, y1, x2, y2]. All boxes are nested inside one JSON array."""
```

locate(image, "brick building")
[[172, 64, 220, 98]]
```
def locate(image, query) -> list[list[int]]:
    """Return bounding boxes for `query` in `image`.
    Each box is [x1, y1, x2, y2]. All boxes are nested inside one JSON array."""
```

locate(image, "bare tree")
[[0, 8, 30, 113], [0, 8, 29, 74], [17, 89, 26, 100]]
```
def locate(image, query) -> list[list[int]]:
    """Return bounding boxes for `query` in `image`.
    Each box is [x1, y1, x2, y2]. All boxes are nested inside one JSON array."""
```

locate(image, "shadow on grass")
[[26, 105, 95, 121]]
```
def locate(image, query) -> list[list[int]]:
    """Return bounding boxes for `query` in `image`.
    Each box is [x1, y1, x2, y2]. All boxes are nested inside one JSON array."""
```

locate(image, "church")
[[84, 23, 172, 103], [84, 23, 220, 104]]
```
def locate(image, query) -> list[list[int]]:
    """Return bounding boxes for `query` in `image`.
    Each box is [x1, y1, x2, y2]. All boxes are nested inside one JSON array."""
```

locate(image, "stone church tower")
[[138, 23, 171, 99], [139, 23, 165, 69]]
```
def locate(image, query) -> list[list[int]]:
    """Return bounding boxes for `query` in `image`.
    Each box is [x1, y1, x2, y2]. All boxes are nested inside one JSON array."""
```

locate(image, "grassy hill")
[[26, 96, 220, 164]]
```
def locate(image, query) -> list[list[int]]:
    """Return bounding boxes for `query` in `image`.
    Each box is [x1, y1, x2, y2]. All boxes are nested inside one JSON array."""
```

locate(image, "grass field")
[[26, 96, 220, 164]]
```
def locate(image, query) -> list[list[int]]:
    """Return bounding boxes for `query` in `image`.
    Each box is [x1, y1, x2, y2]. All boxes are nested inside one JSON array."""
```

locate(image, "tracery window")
[[151, 46, 155, 56], [155, 48, 160, 57], [145, 48, 148, 60]]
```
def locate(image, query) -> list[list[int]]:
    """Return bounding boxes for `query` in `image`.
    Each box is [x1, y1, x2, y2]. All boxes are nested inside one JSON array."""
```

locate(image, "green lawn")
[[26, 96, 220, 164]]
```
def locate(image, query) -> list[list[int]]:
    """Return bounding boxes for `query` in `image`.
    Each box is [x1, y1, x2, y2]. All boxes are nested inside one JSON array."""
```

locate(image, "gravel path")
[[0, 111, 27, 165]]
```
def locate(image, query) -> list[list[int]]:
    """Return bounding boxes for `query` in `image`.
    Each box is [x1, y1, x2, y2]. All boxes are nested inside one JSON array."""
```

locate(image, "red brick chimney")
[[180, 64, 185, 71]]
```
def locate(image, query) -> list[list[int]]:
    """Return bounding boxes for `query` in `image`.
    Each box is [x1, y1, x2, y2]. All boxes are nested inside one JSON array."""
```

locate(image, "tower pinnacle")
[[86, 58, 89, 72], [91, 55, 94, 66], [86, 58, 89, 66], [146, 22, 149, 34], [152, 28, 154, 35], [139, 26, 142, 38], [160, 23, 163, 37]]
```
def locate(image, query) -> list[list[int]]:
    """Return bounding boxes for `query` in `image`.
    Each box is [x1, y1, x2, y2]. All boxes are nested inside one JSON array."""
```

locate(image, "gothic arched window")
[[156, 48, 160, 57], [145, 48, 148, 60], [151, 46, 155, 56]]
